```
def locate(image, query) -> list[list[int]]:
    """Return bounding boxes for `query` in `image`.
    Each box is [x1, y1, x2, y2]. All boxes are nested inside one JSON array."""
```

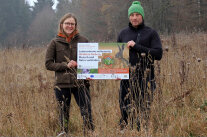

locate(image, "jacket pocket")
[[56, 47, 67, 62], [55, 71, 76, 84]]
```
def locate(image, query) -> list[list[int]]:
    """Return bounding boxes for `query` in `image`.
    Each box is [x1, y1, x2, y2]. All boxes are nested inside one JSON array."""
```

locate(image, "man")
[[117, 1, 163, 131]]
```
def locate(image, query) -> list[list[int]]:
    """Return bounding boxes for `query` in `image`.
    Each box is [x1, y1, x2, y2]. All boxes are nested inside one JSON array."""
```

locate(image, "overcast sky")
[[25, 0, 58, 9]]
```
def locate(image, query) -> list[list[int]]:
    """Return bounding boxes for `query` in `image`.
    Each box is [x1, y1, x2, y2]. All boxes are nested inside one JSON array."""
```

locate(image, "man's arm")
[[128, 31, 163, 60]]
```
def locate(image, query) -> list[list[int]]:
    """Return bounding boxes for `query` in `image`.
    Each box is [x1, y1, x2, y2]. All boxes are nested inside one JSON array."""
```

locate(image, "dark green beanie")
[[128, 1, 144, 18]]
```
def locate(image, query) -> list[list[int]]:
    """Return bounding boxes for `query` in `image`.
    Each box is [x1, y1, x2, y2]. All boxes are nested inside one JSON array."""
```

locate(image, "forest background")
[[0, 0, 207, 47]]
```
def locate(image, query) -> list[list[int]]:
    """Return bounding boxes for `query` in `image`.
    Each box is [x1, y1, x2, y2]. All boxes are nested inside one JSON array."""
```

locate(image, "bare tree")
[[27, 6, 55, 45]]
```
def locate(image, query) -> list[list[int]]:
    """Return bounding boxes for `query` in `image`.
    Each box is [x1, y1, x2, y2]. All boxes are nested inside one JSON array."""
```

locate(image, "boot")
[[83, 115, 94, 131], [59, 102, 69, 133], [119, 117, 128, 130]]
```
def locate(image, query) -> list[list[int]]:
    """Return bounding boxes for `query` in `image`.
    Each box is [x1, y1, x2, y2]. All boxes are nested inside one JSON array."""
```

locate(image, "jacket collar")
[[55, 33, 79, 44]]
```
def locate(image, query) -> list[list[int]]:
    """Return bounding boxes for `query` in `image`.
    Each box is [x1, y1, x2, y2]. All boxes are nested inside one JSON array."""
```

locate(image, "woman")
[[45, 13, 94, 133]]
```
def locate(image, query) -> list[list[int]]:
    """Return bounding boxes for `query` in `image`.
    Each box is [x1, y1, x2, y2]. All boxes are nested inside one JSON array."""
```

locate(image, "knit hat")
[[128, 1, 144, 18]]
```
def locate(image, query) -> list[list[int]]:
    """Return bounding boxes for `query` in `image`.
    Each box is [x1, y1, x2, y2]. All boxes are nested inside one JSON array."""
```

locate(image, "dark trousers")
[[54, 86, 94, 133], [119, 78, 155, 130]]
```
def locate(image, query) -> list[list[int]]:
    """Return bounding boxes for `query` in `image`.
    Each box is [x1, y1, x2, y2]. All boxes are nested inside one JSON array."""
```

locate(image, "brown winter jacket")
[[45, 34, 88, 88]]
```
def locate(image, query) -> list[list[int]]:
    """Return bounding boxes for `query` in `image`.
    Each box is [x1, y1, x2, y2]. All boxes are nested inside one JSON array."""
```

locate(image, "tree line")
[[0, 0, 206, 47]]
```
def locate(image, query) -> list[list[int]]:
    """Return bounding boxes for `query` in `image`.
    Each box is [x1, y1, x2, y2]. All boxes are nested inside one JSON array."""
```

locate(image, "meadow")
[[0, 32, 206, 136]]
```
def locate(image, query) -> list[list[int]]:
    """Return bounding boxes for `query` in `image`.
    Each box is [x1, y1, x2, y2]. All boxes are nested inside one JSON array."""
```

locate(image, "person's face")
[[129, 12, 143, 28], [62, 17, 76, 35]]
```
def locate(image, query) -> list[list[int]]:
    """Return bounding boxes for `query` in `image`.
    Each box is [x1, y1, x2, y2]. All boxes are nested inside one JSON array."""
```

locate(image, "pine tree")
[[200, 0, 207, 30], [32, 0, 54, 17], [27, 0, 55, 45], [0, 0, 31, 46]]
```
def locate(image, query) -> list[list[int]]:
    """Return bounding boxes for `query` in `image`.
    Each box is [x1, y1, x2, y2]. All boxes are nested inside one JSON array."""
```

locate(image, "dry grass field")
[[0, 32, 207, 136]]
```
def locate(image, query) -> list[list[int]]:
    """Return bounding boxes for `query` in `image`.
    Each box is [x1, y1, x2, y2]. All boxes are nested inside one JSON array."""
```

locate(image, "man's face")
[[129, 13, 143, 28]]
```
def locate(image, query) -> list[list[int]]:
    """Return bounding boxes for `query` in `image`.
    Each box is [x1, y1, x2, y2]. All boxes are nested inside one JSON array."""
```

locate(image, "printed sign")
[[77, 43, 129, 79]]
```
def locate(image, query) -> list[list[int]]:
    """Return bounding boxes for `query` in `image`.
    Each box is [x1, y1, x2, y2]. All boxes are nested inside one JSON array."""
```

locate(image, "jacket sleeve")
[[133, 31, 163, 60], [45, 40, 68, 71], [117, 32, 122, 43]]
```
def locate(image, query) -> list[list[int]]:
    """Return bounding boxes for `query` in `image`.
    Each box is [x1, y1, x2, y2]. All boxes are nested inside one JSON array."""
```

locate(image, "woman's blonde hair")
[[58, 13, 77, 35]]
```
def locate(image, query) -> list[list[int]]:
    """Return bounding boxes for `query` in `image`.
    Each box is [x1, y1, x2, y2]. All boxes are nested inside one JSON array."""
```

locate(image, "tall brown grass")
[[0, 32, 206, 136]]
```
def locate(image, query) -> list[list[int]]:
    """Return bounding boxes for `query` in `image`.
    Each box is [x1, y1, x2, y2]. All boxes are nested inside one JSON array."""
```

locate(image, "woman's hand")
[[67, 60, 77, 68]]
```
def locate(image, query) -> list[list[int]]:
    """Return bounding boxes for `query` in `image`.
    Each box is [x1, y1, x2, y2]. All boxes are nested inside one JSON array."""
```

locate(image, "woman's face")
[[62, 17, 76, 35]]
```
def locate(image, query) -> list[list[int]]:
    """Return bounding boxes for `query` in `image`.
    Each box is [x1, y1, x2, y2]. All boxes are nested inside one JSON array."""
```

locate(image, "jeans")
[[54, 86, 94, 133], [119, 77, 155, 130]]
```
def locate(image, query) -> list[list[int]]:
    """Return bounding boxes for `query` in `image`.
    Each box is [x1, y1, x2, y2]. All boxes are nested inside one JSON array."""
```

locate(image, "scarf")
[[58, 30, 79, 43]]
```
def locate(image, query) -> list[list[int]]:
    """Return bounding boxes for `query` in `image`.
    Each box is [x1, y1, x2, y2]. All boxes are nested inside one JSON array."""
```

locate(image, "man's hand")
[[127, 40, 136, 48], [115, 78, 122, 81]]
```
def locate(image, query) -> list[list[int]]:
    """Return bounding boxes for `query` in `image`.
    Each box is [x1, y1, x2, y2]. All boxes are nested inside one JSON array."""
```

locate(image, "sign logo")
[[103, 56, 114, 67]]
